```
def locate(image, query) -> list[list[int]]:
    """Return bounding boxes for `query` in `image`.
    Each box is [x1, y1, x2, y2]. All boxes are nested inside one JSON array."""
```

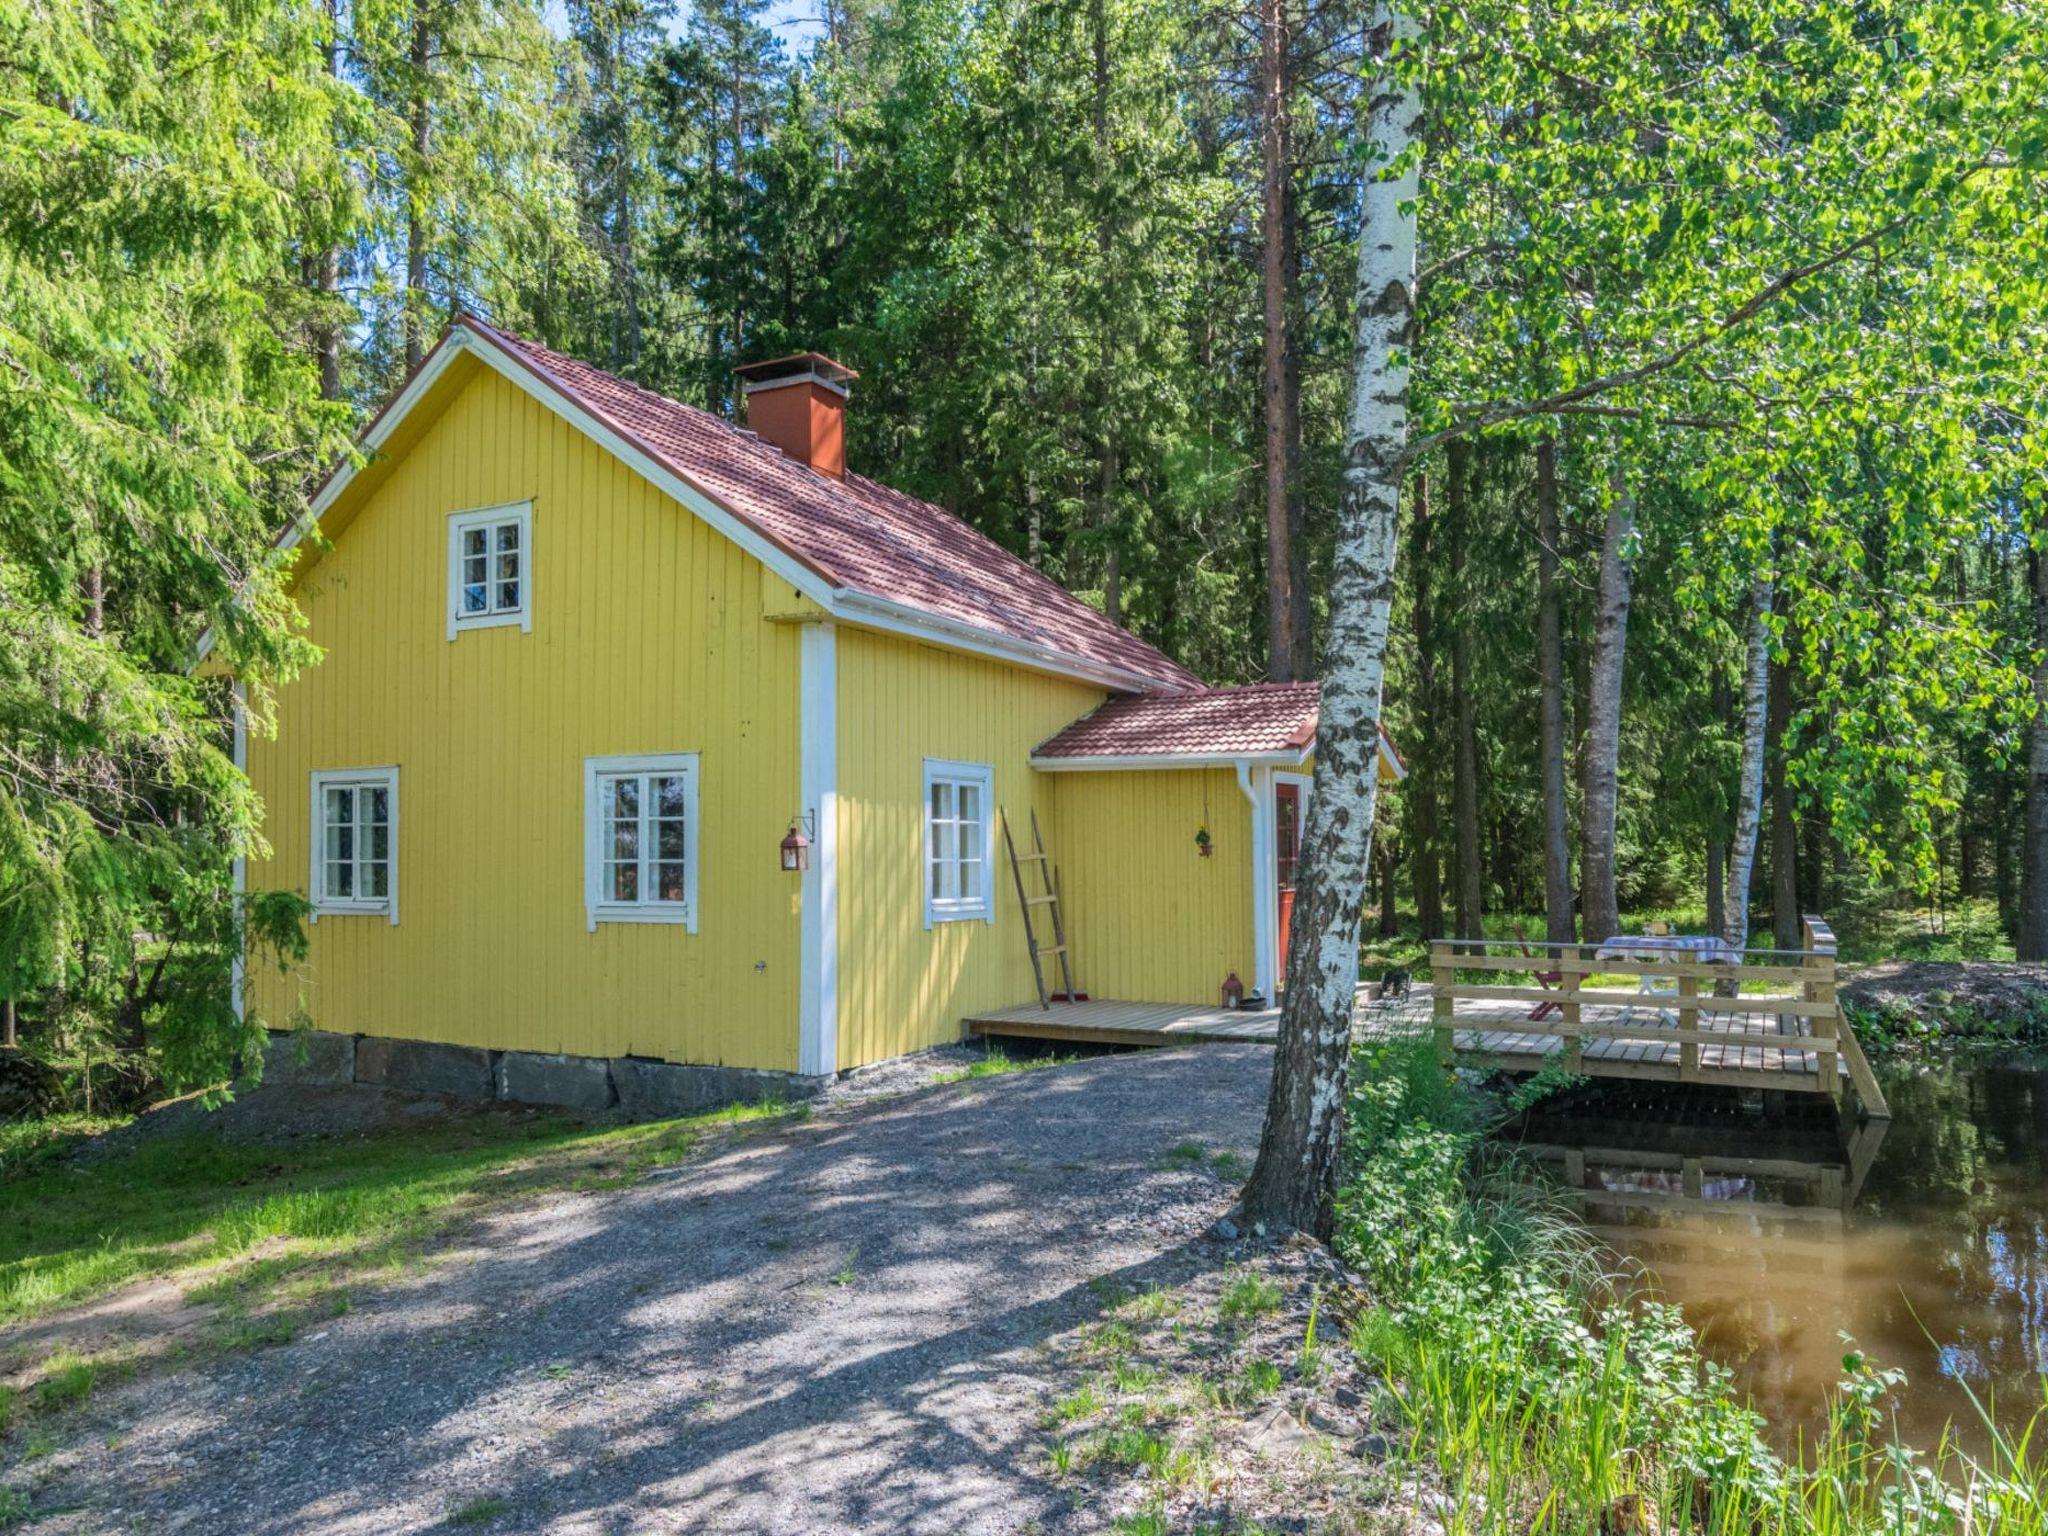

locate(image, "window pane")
[[364, 860, 388, 898], [328, 860, 353, 898], [655, 862, 686, 902], [656, 819, 686, 860], [464, 528, 487, 558], [497, 580, 520, 610], [365, 787, 388, 824], [495, 522, 520, 552], [610, 861, 638, 902], [929, 780, 952, 823], [368, 823, 389, 863], [463, 583, 488, 614], [611, 822, 639, 862], [608, 777, 639, 818], [957, 783, 981, 831], [326, 786, 352, 826], [654, 774, 687, 816]]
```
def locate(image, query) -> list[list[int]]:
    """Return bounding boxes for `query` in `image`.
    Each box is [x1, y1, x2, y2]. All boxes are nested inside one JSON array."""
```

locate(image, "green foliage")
[[1338, 1033, 2048, 1533]]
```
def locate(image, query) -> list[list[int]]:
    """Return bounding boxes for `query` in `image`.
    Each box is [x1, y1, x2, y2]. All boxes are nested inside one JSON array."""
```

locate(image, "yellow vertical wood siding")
[[243, 366, 805, 1070], [833, 629, 1105, 1068], [1050, 769, 1256, 1006]]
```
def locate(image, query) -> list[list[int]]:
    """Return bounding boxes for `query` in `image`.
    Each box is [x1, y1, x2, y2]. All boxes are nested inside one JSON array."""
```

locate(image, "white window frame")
[[584, 752, 700, 931], [446, 500, 534, 640], [922, 758, 995, 928], [309, 767, 399, 924]]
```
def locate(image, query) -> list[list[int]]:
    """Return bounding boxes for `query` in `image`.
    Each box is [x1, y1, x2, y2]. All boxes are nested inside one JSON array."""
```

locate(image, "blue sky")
[[542, 0, 828, 51]]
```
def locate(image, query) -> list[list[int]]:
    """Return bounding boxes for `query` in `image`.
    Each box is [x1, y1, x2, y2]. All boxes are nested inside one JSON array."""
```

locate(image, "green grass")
[[0, 1098, 795, 1330], [1217, 1269, 1281, 1326], [934, 1046, 1073, 1083], [444, 1494, 511, 1526]]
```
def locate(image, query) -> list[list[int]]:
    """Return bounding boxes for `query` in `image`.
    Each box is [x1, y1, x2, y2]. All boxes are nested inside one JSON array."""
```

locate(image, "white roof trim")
[[1030, 732, 1403, 779], [828, 590, 1181, 695]]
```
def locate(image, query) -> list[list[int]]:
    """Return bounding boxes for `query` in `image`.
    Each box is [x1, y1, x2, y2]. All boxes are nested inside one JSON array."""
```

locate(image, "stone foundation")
[[261, 1028, 826, 1118]]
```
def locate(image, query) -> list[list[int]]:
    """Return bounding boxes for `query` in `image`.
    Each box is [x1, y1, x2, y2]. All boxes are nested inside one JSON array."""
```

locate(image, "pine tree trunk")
[[1259, 0, 1296, 681], [1448, 444, 1482, 946], [1535, 437, 1573, 945], [1580, 476, 1633, 944], [2020, 544, 2048, 959], [405, 8, 434, 375], [1406, 472, 1443, 941], [1377, 842, 1399, 937], [1240, 3, 1420, 1240], [1769, 649, 1800, 950], [1092, 0, 1120, 628], [1723, 576, 1772, 952]]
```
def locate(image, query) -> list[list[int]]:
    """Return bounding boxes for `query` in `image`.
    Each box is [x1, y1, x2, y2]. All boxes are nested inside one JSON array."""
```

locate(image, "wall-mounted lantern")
[[780, 812, 815, 873], [1194, 824, 1213, 858]]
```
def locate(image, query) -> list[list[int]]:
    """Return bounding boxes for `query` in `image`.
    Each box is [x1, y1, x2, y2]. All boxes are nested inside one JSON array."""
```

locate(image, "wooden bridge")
[[1426, 917, 1887, 1120]]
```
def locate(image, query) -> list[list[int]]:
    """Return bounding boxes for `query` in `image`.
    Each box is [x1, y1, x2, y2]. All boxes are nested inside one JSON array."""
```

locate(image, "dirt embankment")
[[1839, 960, 2048, 1043]]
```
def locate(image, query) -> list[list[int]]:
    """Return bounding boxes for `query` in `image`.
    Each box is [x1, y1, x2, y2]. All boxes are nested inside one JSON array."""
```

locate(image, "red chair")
[[1513, 924, 1565, 1021]]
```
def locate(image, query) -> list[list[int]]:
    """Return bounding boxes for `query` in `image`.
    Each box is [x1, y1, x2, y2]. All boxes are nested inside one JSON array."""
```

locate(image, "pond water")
[[1501, 1053, 2048, 1455]]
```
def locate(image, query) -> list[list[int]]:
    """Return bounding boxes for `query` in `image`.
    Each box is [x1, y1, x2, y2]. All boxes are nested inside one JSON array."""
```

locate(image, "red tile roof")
[[1033, 683, 1323, 760], [460, 317, 1201, 692]]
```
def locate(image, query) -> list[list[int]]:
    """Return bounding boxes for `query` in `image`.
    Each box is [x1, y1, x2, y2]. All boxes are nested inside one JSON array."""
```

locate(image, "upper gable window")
[[447, 501, 533, 639]]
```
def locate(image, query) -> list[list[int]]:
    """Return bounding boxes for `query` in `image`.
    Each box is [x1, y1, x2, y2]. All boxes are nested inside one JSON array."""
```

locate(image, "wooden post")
[[1677, 972, 1700, 1082], [1562, 949, 1583, 1073], [1563, 1147, 1586, 1188], [1803, 915, 1839, 1102], [1431, 940, 1454, 1066], [1681, 1157, 1704, 1200]]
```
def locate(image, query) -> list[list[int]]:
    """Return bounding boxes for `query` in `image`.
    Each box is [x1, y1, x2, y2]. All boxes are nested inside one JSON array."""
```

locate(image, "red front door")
[[1275, 782, 1301, 985]]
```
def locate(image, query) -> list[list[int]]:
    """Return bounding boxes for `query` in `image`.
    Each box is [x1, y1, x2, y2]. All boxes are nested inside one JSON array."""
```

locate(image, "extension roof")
[[1031, 682, 1405, 777]]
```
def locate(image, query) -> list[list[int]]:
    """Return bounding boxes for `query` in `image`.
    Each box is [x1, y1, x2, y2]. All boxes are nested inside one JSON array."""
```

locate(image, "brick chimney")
[[733, 353, 860, 480]]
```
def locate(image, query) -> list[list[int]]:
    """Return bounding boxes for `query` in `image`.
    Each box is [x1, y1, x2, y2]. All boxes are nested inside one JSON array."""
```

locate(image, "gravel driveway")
[[23, 1044, 1272, 1535]]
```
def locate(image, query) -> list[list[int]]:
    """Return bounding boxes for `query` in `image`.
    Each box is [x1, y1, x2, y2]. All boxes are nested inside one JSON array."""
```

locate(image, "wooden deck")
[[963, 996, 1283, 1047]]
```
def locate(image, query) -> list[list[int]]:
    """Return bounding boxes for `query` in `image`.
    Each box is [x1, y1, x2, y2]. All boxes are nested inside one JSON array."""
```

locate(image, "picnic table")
[[1593, 933, 1744, 967]]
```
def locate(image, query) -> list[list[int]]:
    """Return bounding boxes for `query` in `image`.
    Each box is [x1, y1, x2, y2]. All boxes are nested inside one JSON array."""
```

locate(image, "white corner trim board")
[[798, 622, 840, 1077], [1238, 761, 1277, 1001]]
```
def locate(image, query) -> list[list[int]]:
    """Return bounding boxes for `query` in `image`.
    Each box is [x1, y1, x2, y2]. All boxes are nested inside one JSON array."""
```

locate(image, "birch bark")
[[1579, 476, 1633, 945], [1722, 576, 1773, 954], [1240, 2, 1420, 1239]]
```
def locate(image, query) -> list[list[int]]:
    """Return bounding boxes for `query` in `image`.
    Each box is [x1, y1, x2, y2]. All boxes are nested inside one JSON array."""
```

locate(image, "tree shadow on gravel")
[[25, 1045, 1271, 1536]]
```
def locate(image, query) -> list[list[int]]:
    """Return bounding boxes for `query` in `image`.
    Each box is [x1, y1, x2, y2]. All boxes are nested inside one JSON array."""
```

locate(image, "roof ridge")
[[455, 316, 1202, 691]]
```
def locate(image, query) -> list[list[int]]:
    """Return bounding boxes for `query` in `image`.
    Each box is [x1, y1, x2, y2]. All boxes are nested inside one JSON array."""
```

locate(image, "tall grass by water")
[[1337, 1035, 2047, 1534]]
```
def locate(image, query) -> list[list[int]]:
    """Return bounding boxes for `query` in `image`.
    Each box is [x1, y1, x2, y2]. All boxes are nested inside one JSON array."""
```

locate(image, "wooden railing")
[[1426, 915, 1888, 1118]]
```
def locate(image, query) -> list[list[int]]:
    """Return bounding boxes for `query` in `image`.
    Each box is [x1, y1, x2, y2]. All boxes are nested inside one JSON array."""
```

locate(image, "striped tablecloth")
[[1594, 934, 1744, 966]]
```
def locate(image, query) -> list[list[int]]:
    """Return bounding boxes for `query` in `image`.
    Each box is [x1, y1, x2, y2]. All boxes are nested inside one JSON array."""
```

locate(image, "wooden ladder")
[[1001, 807, 1078, 1010]]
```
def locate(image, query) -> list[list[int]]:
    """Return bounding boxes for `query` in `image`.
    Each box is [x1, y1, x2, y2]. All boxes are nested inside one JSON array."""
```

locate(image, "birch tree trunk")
[[1722, 576, 1772, 954], [2021, 543, 2048, 960], [1240, 4, 1420, 1240], [1535, 437, 1573, 945], [1579, 477, 1633, 945]]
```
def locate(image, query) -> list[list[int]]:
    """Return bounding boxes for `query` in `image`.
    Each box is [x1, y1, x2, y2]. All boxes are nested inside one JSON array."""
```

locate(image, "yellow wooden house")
[[227, 317, 1401, 1105]]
